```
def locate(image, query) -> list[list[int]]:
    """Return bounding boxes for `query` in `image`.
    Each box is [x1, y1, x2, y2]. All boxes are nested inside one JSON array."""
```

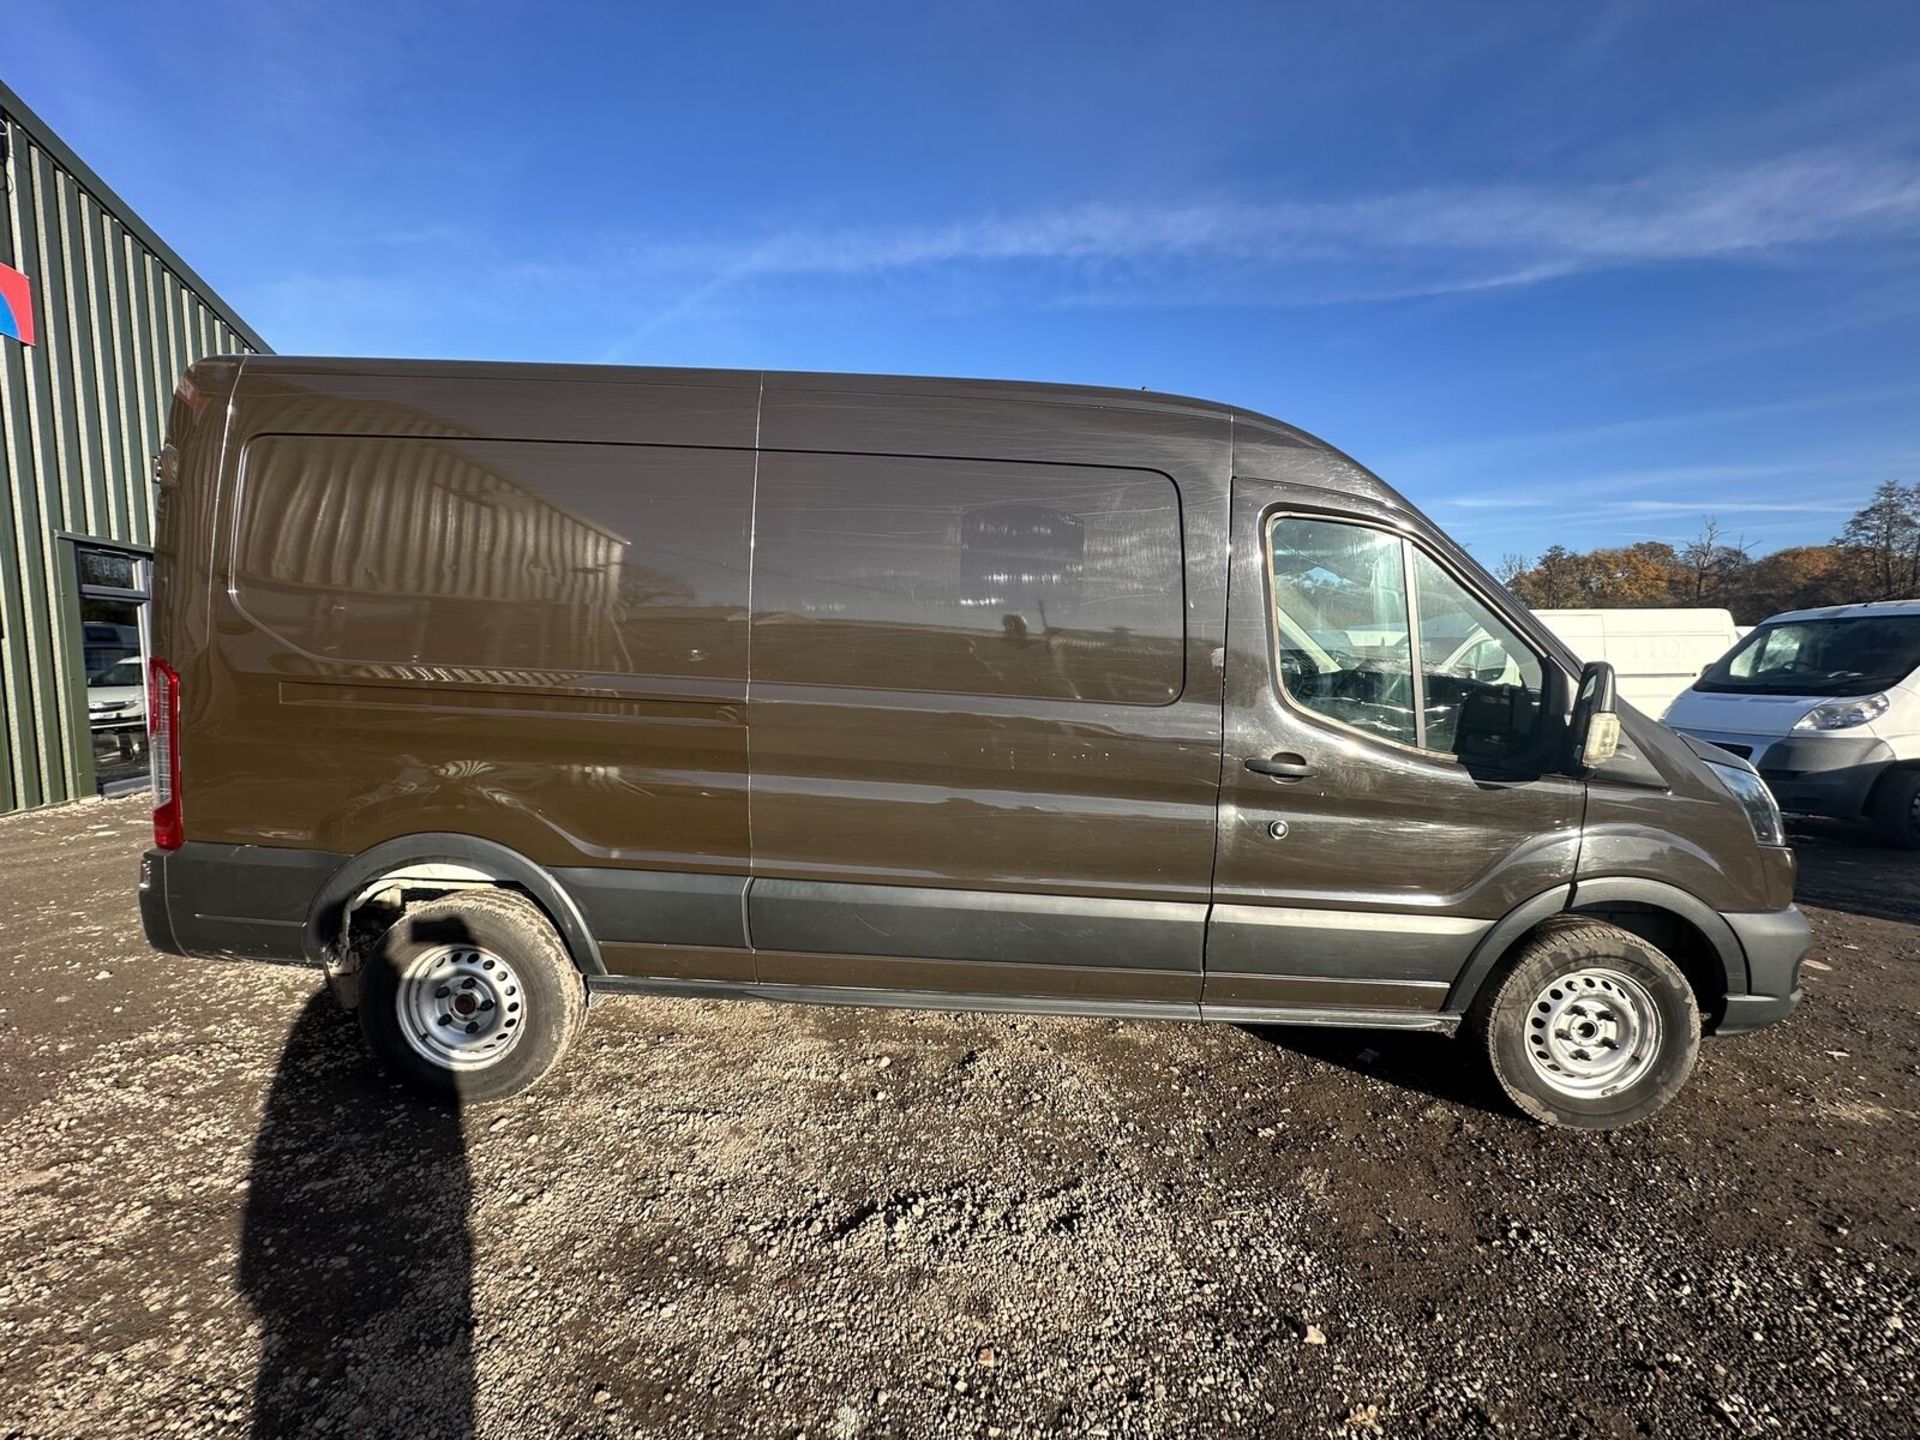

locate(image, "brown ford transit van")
[[138, 358, 1808, 1128]]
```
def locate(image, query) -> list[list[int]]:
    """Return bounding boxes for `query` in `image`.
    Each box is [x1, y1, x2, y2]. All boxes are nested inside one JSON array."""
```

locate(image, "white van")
[[1534, 609, 1743, 718], [1664, 600, 1920, 848]]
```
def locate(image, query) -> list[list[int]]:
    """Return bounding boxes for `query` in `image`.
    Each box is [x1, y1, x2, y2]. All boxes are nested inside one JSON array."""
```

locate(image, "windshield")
[[1697, 615, 1920, 696], [89, 659, 143, 688]]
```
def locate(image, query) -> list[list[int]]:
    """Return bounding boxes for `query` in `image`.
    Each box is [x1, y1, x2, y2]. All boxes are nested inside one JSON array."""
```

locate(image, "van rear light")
[[149, 658, 183, 851]]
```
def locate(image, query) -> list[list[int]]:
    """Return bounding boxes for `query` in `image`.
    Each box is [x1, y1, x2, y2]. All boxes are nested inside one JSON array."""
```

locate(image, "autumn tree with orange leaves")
[[1502, 488, 1918, 623]]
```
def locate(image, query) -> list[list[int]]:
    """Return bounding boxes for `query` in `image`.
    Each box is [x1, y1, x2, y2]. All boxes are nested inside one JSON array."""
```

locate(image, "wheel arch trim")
[[1444, 876, 1747, 1013], [1443, 884, 1573, 1013], [1564, 876, 1746, 996], [302, 833, 606, 976]]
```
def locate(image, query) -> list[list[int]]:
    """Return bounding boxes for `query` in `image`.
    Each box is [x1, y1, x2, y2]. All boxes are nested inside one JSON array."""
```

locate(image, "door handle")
[[1245, 754, 1315, 780]]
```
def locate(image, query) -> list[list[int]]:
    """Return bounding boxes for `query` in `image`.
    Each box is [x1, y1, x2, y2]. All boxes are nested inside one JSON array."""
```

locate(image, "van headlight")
[[1707, 761, 1787, 847], [1794, 693, 1889, 731]]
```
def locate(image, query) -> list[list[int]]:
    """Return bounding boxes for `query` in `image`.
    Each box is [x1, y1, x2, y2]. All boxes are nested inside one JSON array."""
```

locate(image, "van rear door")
[[1205, 476, 1583, 1016]]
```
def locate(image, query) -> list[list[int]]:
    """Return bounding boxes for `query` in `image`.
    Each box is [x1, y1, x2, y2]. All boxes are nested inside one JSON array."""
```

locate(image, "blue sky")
[[10, 1, 1920, 563]]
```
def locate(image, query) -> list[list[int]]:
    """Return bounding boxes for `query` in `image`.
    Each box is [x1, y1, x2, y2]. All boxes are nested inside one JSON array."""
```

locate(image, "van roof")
[[1533, 608, 1737, 624], [236, 355, 1334, 452], [1763, 599, 1920, 624]]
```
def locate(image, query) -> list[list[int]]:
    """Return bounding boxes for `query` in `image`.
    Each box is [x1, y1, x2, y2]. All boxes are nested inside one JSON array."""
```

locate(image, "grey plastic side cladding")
[[1442, 884, 1572, 1014], [302, 833, 606, 977]]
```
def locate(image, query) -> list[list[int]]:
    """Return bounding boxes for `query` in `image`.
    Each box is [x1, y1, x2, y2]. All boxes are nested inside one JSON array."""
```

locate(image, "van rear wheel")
[[359, 889, 586, 1103], [1466, 919, 1699, 1130]]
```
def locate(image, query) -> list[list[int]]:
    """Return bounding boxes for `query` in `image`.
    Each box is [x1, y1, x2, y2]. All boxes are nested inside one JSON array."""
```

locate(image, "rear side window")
[[232, 435, 752, 679], [753, 453, 1184, 704]]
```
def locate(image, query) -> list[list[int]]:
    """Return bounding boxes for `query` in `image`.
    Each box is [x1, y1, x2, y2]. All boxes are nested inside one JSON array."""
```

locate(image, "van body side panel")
[[1580, 707, 1798, 913], [219, 361, 762, 448], [756, 374, 1237, 707], [207, 434, 752, 873], [153, 359, 242, 802], [186, 366, 760, 973], [746, 382, 1234, 992]]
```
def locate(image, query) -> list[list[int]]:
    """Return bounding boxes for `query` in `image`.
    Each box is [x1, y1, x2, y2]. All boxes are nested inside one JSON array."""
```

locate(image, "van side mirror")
[[1570, 660, 1621, 770]]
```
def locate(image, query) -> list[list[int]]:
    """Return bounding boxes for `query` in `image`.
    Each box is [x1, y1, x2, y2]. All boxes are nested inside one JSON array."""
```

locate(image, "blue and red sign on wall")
[[0, 262, 35, 345]]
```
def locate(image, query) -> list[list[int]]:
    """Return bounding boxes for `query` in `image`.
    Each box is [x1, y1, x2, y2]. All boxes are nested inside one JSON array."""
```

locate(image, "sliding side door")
[[744, 449, 1220, 1004]]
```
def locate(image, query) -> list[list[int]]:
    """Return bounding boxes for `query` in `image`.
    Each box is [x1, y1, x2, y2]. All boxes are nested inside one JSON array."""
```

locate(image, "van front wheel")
[[359, 889, 586, 1103], [1466, 920, 1699, 1130], [1869, 769, 1920, 850]]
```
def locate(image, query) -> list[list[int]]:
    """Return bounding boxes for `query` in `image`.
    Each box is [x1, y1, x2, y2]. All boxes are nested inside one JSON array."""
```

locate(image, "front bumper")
[[1712, 905, 1811, 1036], [1673, 727, 1893, 819], [1757, 736, 1895, 820]]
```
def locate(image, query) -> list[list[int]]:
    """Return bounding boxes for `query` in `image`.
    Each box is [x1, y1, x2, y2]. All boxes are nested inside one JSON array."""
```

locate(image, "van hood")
[[1663, 687, 1821, 735], [87, 684, 145, 721], [1671, 728, 1756, 772]]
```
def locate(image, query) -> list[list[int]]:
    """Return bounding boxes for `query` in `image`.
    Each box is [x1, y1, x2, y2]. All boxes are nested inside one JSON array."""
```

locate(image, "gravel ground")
[[1, 796, 1916, 1439]]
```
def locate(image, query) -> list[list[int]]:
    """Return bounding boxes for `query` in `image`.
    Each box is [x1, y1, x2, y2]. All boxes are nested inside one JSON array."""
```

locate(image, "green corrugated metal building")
[[1, 80, 269, 814]]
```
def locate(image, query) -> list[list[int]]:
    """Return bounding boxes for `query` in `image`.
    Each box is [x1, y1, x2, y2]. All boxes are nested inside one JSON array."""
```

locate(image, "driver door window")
[[1269, 515, 1546, 764], [1268, 518, 1417, 747]]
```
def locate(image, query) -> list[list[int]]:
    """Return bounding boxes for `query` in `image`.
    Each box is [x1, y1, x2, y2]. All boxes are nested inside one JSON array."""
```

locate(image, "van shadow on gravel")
[[1242, 1024, 1510, 1118], [1785, 823, 1920, 927], [240, 991, 474, 1439]]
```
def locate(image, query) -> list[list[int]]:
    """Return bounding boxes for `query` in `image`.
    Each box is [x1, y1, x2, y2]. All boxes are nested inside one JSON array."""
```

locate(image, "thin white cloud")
[[1606, 499, 1855, 514], [1433, 458, 1870, 510], [1443, 494, 1854, 517], [1392, 382, 1920, 475], [1444, 495, 1560, 510], [574, 147, 1920, 312]]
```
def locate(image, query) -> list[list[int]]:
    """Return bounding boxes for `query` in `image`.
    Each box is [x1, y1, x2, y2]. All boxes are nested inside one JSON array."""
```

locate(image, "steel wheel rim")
[[397, 943, 527, 1071], [1523, 967, 1662, 1099]]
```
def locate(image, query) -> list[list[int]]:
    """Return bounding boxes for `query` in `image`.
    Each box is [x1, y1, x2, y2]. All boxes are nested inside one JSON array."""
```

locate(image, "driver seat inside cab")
[[139, 358, 1808, 1129]]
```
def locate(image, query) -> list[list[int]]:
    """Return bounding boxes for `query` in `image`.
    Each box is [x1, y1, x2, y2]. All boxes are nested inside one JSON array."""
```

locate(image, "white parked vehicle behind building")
[[1532, 609, 1744, 718], [1664, 601, 1920, 849]]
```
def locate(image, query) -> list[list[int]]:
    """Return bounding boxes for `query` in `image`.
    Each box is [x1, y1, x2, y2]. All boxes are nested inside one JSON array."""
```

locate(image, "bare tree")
[[1499, 489, 1920, 623], [1677, 518, 1751, 606], [1834, 480, 1920, 599]]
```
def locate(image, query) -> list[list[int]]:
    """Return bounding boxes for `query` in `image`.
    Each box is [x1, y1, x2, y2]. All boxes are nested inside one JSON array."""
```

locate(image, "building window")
[[75, 545, 152, 796]]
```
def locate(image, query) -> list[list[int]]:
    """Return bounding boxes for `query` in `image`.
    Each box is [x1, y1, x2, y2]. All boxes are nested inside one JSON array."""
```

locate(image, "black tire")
[[1869, 769, 1920, 850], [1465, 919, 1700, 1130], [359, 889, 586, 1103]]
